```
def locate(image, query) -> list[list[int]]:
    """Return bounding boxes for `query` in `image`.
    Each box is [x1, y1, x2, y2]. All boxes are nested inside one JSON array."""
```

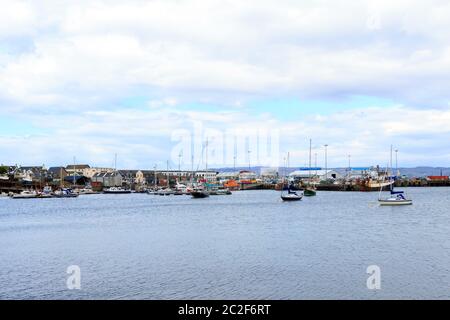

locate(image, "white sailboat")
[[378, 146, 412, 206], [191, 139, 210, 198], [281, 155, 303, 201]]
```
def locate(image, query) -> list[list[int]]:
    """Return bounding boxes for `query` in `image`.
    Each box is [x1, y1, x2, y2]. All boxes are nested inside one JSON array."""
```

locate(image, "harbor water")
[[1, 188, 450, 299]]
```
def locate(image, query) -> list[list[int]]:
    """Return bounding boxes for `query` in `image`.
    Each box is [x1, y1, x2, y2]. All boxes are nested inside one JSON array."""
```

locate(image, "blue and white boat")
[[378, 147, 412, 206], [378, 189, 412, 206], [281, 185, 303, 201]]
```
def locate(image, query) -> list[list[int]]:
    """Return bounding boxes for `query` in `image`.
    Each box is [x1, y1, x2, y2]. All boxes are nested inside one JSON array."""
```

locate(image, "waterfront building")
[[260, 167, 279, 182], [91, 171, 123, 187], [238, 170, 258, 182], [217, 171, 240, 183], [289, 169, 341, 181], [48, 167, 69, 180], [66, 164, 90, 175], [82, 167, 114, 178], [9, 165, 49, 183]]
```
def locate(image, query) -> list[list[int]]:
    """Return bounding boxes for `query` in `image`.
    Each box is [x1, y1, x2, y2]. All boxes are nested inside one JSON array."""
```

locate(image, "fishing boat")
[[12, 190, 39, 199], [103, 187, 131, 194]]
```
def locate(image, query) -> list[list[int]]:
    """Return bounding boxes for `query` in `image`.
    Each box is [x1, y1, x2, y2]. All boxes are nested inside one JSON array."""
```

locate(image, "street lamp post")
[[324, 144, 328, 180], [154, 164, 157, 190], [395, 149, 398, 176]]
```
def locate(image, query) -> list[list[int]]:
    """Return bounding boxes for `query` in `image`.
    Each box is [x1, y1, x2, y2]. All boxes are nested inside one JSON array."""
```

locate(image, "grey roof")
[[66, 164, 90, 170]]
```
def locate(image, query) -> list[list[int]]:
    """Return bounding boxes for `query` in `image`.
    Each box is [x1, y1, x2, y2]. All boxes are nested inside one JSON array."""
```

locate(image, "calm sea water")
[[1, 188, 450, 300]]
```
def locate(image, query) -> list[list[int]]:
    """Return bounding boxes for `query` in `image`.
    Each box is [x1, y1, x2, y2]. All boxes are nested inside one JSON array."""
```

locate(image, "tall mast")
[[154, 164, 157, 190], [287, 152, 290, 169], [191, 154, 194, 184], [73, 156, 76, 186], [390, 145, 393, 176], [309, 139, 312, 181], [205, 137, 208, 171], [166, 160, 169, 188]]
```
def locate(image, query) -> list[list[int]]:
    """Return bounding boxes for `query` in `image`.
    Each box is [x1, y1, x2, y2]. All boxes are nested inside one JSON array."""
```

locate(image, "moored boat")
[[103, 187, 131, 194], [379, 190, 412, 206], [76, 185, 99, 195], [157, 189, 175, 196], [54, 188, 79, 198], [191, 189, 210, 198], [281, 187, 303, 201], [12, 190, 39, 199], [303, 187, 317, 197], [377, 146, 412, 206], [37, 185, 54, 198]]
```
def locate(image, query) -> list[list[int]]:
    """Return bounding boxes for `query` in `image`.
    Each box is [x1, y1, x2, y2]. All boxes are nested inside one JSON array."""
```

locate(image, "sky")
[[1, 0, 450, 169]]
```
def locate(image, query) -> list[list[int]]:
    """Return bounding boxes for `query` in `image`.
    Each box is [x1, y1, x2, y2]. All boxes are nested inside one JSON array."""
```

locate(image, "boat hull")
[[191, 191, 210, 198], [12, 195, 38, 199], [303, 189, 317, 197], [103, 190, 131, 194], [281, 192, 303, 201], [378, 200, 413, 206]]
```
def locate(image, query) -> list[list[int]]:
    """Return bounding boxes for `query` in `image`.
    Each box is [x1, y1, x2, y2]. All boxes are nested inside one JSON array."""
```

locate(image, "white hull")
[[281, 193, 303, 201], [378, 199, 412, 206]]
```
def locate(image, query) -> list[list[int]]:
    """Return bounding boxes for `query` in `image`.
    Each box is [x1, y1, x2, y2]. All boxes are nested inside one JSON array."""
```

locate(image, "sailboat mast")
[[309, 139, 312, 182], [390, 145, 393, 176], [166, 160, 169, 188], [73, 156, 76, 186], [154, 164, 157, 189], [205, 138, 208, 171]]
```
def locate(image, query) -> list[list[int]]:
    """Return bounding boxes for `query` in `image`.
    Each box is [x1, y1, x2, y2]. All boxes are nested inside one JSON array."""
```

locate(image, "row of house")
[[3, 162, 410, 190]]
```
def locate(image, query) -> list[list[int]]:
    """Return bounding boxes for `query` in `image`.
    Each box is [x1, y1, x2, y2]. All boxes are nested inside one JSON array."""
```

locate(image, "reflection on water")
[[1, 188, 450, 299]]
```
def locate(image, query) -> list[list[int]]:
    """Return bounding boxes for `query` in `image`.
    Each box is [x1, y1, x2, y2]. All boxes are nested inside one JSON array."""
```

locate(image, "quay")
[[1, 164, 450, 194]]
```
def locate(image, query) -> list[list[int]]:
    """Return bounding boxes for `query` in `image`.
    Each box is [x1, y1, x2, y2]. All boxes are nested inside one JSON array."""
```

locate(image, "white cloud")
[[1, 0, 450, 167]]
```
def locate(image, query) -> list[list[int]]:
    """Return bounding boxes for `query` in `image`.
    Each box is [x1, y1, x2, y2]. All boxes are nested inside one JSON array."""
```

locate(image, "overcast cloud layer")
[[1, 0, 450, 169]]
